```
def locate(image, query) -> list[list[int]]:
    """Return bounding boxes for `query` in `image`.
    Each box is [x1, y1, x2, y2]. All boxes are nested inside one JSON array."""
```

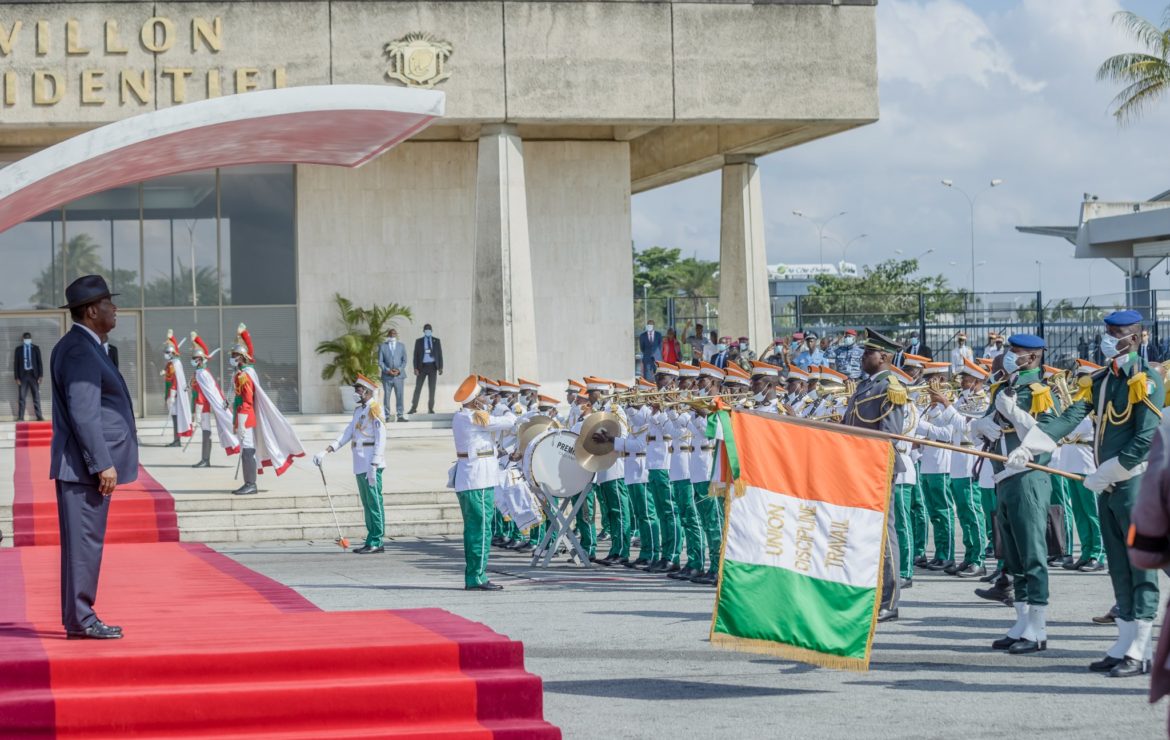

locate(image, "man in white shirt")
[[950, 332, 974, 372]]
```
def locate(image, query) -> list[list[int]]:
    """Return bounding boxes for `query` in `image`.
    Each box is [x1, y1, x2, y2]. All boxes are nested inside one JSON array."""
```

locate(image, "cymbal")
[[517, 416, 555, 454], [575, 411, 621, 472]]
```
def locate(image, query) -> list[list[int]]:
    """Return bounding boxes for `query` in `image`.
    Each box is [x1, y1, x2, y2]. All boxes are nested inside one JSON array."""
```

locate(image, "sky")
[[631, 0, 1170, 301]]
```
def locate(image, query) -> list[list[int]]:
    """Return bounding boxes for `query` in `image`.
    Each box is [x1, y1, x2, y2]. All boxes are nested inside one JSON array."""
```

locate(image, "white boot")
[[1007, 603, 1030, 639], [1023, 605, 1047, 644], [1126, 620, 1154, 662], [1108, 620, 1136, 659]]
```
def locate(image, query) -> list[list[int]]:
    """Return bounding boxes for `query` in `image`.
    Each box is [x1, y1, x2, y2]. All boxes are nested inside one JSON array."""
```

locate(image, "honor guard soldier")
[[315, 374, 388, 553], [452, 375, 517, 590], [969, 333, 1060, 655], [188, 332, 239, 468], [842, 329, 909, 622], [162, 330, 193, 447], [1022, 311, 1164, 676]]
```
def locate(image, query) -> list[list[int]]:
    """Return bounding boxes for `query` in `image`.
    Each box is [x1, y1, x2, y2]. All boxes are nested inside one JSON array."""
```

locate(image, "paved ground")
[[224, 538, 1169, 739]]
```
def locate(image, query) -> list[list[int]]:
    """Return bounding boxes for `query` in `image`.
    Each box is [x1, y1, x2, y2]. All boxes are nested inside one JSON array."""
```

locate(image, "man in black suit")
[[408, 323, 443, 415], [13, 331, 43, 420], [50, 275, 138, 640], [1137, 329, 1163, 364]]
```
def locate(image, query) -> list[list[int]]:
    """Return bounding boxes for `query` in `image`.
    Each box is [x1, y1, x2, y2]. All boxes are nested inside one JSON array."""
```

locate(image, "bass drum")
[[522, 429, 594, 498]]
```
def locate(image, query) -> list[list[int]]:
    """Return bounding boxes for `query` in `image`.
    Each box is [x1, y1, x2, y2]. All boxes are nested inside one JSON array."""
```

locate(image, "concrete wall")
[[296, 138, 633, 413]]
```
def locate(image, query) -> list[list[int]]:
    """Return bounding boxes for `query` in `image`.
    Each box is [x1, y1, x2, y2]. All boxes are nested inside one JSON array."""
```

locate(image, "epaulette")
[[1128, 371, 1151, 405], [1028, 383, 1054, 415], [473, 409, 491, 427], [368, 401, 384, 421], [1073, 374, 1094, 403], [886, 375, 908, 406]]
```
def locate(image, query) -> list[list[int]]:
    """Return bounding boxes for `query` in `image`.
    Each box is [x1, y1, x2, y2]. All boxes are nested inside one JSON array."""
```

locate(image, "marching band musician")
[[749, 361, 780, 412], [946, 359, 991, 578], [665, 364, 707, 581], [569, 383, 601, 562], [519, 378, 541, 412], [841, 328, 909, 623], [313, 374, 388, 554], [615, 384, 659, 569], [644, 363, 681, 573], [689, 361, 727, 585], [915, 361, 957, 574], [793, 365, 821, 417], [783, 364, 809, 413], [891, 364, 923, 585], [452, 375, 517, 590], [1043, 365, 1077, 568], [584, 377, 634, 566]]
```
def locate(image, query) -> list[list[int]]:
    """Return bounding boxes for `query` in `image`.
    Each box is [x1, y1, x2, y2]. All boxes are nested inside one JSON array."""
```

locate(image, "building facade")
[[0, 0, 877, 415]]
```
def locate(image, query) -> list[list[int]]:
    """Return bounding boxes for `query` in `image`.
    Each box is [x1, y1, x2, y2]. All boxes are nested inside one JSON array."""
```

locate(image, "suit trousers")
[[56, 480, 111, 632], [411, 363, 438, 413], [381, 375, 405, 417], [17, 372, 41, 420]]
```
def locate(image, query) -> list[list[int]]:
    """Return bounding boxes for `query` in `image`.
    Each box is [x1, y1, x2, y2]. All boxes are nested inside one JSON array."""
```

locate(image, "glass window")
[[142, 171, 218, 308], [63, 184, 141, 305], [223, 307, 299, 412], [0, 214, 61, 310], [141, 308, 224, 417], [219, 165, 296, 306]]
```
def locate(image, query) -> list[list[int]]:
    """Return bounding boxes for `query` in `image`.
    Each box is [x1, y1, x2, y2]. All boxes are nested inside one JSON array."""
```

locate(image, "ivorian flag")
[[708, 409, 895, 671]]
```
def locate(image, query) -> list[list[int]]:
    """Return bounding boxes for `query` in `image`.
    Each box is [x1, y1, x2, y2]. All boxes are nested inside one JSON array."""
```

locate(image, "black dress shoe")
[[1108, 657, 1150, 677], [944, 561, 966, 576], [926, 558, 951, 571], [67, 622, 123, 640], [1089, 655, 1124, 672], [632, 560, 652, 570], [513, 541, 533, 553], [877, 608, 898, 623], [465, 581, 504, 591], [618, 558, 635, 568], [356, 546, 385, 554], [192, 459, 211, 468], [597, 532, 611, 542], [979, 568, 1002, 583], [646, 560, 669, 573], [1078, 558, 1105, 573], [503, 539, 520, 549], [913, 556, 929, 568], [595, 556, 616, 567], [665, 562, 682, 574], [407, 408, 418, 415], [1008, 638, 1046, 654], [899, 578, 913, 589], [1051, 556, 1074, 569], [491, 536, 506, 547], [991, 635, 1020, 650], [669, 567, 698, 580], [1046, 555, 1061, 566], [957, 564, 987, 578], [353, 545, 373, 554], [975, 586, 1014, 607], [687, 569, 709, 583], [232, 483, 258, 495], [587, 555, 601, 564], [1063, 557, 1087, 571]]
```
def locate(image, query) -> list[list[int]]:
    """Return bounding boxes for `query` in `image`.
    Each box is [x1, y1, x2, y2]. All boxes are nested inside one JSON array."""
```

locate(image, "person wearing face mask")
[[314, 374, 388, 553], [950, 332, 974, 373], [1012, 311, 1165, 677], [748, 361, 780, 413], [968, 334, 1061, 657], [13, 331, 44, 421], [161, 330, 193, 448], [903, 331, 932, 361], [794, 333, 823, 371], [832, 328, 865, 379], [734, 336, 757, 373], [638, 321, 663, 380], [408, 324, 443, 416], [378, 328, 408, 422], [710, 337, 731, 369], [229, 324, 304, 495], [188, 332, 239, 469]]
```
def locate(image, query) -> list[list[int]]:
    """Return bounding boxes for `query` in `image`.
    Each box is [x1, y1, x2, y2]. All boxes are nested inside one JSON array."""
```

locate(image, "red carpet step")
[[12, 432, 179, 546]]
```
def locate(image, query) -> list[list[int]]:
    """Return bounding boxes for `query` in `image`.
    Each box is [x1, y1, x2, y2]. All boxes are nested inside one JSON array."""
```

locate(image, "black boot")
[[232, 449, 258, 495], [192, 430, 212, 468], [166, 415, 181, 447]]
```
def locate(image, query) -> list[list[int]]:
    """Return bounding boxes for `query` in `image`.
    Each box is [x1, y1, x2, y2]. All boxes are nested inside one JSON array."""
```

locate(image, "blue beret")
[[1104, 309, 1142, 327], [1007, 333, 1045, 349]]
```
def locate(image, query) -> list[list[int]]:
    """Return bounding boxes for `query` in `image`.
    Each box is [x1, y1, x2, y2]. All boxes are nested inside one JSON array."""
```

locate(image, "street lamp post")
[[825, 232, 868, 268], [793, 209, 847, 267], [642, 283, 650, 326], [940, 178, 1003, 296]]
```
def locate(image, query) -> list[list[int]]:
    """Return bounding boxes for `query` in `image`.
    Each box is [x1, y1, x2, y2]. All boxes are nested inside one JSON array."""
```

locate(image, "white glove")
[[970, 415, 1001, 442], [1005, 446, 1031, 472], [366, 469, 377, 486], [312, 451, 327, 467], [1082, 457, 1146, 494]]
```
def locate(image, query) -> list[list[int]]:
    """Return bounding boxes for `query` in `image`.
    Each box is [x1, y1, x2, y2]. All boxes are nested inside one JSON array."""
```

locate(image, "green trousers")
[[997, 470, 1051, 606], [1066, 478, 1104, 561], [1049, 475, 1075, 557], [527, 521, 546, 546], [355, 468, 386, 547], [910, 478, 928, 559], [598, 479, 632, 560], [627, 482, 660, 563], [456, 487, 493, 587], [950, 477, 985, 566], [981, 485, 1004, 570], [649, 469, 677, 562], [671, 479, 705, 570], [1100, 478, 1160, 621], [920, 473, 955, 561], [893, 484, 915, 579], [491, 508, 503, 539], [693, 481, 723, 572], [574, 486, 597, 558]]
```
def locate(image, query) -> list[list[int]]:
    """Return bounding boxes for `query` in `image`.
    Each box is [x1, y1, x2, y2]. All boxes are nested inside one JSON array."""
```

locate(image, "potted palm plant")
[[315, 294, 413, 412]]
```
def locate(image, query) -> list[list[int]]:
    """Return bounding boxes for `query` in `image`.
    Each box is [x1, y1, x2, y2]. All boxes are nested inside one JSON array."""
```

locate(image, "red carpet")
[[12, 422, 179, 546], [2, 425, 560, 738]]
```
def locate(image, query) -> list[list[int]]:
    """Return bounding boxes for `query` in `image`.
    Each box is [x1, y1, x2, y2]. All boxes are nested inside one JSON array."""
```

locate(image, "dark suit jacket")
[[1139, 342, 1163, 364], [638, 331, 663, 363], [413, 336, 443, 372], [49, 326, 138, 485], [13, 343, 42, 379], [108, 343, 119, 369]]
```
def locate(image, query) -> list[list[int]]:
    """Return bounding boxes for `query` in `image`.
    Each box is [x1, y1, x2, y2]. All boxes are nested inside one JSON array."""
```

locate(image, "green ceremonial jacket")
[[985, 367, 1061, 473], [1039, 356, 1164, 469]]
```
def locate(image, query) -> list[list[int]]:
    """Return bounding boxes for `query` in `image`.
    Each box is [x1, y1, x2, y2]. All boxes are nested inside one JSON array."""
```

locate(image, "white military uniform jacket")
[[645, 410, 672, 471], [915, 403, 955, 475], [453, 407, 517, 492], [615, 405, 650, 485], [689, 413, 713, 485], [331, 402, 387, 475], [1056, 416, 1098, 476], [666, 410, 693, 483]]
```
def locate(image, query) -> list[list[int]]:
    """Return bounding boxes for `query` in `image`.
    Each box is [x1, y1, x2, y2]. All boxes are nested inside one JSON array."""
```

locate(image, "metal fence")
[[635, 289, 1170, 369]]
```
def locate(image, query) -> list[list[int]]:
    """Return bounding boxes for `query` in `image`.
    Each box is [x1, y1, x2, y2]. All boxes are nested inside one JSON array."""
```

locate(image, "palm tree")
[[1097, 7, 1170, 124], [669, 257, 718, 331], [315, 294, 413, 385], [30, 233, 138, 308]]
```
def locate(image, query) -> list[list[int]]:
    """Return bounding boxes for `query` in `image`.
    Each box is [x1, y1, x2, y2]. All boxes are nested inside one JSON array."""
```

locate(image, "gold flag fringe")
[[709, 632, 871, 672]]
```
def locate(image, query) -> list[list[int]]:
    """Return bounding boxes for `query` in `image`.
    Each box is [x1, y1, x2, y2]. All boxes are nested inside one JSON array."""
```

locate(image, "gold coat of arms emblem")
[[384, 32, 453, 88]]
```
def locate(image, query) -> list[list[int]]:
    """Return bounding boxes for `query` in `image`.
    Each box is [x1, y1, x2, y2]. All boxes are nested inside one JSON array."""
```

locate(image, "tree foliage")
[[315, 294, 413, 385], [801, 259, 968, 326], [1097, 7, 1170, 124], [30, 234, 138, 308]]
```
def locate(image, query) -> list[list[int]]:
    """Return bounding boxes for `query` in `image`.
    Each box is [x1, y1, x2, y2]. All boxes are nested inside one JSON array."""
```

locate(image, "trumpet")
[[660, 391, 753, 410]]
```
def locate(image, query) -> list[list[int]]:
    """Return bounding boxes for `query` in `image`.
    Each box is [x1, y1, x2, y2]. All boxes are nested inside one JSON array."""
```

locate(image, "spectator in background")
[[662, 327, 682, 365], [408, 323, 443, 416], [638, 320, 663, 379], [982, 332, 1004, 360], [833, 329, 865, 379], [794, 333, 823, 371], [686, 323, 706, 362], [949, 331, 974, 372], [711, 337, 731, 369], [1077, 335, 1090, 361], [378, 327, 408, 422], [763, 338, 787, 368], [702, 330, 718, 363], [13, 331, 44, 421], [905, 331, 932, 360], [1138, 329, 1163, 363]]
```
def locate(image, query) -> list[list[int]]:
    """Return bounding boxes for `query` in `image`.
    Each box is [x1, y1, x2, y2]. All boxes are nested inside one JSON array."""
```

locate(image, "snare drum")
[[522, 429, 594, 498]]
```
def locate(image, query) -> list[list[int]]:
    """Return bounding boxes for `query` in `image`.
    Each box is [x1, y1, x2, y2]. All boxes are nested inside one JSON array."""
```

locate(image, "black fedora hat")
[[59, 275, 118, 310]]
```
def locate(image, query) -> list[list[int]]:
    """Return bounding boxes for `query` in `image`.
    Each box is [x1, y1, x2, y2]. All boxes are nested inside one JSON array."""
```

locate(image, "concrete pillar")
[[718, 155, 772, 350], [470, 124, 539, 380]]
